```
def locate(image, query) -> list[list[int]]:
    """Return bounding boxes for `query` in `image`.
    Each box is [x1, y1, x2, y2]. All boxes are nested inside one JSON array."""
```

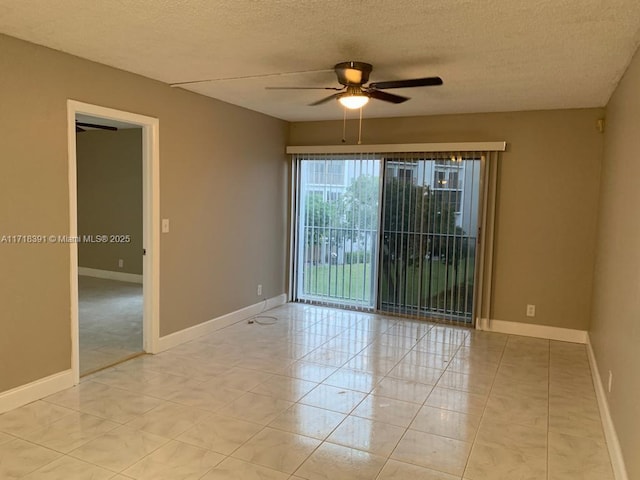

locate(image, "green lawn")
[[302, 255, 475, 314], [302, 263, 374, 304]]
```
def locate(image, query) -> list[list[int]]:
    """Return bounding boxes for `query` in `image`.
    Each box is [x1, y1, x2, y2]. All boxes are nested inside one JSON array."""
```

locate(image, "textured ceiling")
[[1, 0, 640, 121]]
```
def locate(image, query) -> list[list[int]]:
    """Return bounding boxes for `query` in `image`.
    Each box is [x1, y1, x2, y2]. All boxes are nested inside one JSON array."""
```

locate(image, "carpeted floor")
[[78, 275, 143, 375]]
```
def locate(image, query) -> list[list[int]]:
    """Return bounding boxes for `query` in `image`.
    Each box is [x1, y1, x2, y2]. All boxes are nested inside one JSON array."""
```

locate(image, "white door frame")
[[67, 100, 160, 384]]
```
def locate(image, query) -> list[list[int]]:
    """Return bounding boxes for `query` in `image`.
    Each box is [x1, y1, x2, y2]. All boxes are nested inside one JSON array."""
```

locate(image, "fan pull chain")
[[358, 106, 363, 145], [342, 107, 347, 143]]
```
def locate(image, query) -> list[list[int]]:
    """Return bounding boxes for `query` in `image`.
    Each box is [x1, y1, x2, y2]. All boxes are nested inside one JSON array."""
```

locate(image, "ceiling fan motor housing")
[[334, 61, 373, 86]]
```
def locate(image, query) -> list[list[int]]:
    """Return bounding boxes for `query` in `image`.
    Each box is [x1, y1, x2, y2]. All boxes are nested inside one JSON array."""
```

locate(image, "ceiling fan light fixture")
[[338, 93, 369, 109]]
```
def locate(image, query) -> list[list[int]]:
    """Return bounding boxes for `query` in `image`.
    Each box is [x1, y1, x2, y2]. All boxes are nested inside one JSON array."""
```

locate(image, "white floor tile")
[[0, 303, 615, 480]]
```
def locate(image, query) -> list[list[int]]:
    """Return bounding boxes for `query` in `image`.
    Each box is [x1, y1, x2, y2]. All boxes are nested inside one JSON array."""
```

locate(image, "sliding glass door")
[[295, 155, 381, 308], [292, 152, 483, 323]]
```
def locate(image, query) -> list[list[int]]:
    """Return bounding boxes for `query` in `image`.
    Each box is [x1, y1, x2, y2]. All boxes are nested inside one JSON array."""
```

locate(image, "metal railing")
[[300, 226, 377, 307], [379, 232, 476, 321], [299, 226, 476, 320]]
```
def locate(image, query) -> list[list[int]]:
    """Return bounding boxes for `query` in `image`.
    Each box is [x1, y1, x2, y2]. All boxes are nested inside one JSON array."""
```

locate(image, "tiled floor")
[[0, 303, 614, 479], [79, 275, 143, 375]]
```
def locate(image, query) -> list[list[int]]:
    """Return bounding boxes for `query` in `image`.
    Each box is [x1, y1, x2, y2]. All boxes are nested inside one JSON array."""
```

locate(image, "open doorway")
[[67, 101, 160, 383], [76, 116, 143, 375]]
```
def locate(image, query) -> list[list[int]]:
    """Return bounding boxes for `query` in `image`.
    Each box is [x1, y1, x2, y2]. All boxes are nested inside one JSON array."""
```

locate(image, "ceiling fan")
[[75, 121, 118, 133], [267, 61, 443, 109]]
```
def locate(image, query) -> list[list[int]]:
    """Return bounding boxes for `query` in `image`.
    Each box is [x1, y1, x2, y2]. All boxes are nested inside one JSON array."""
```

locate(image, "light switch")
[[162, 218, 170, 233]]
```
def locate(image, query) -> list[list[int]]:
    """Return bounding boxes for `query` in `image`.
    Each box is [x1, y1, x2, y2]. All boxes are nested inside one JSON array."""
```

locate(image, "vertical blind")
[[290, 144, 503, 326]]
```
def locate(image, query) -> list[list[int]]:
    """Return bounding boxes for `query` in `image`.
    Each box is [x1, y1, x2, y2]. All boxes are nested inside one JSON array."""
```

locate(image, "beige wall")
[[77, 129, 143, 275], [290, 108, 604, 330], [0, 34, 288, 392], [590, 46, 640, 479]]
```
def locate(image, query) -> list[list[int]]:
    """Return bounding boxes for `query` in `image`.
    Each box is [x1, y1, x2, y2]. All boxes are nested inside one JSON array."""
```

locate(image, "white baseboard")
[[78, 267, 143, 284], [476, 318, 588, 343], [0, 370, 74, 414], [156, 294, 288, 353], [587, 335, 629, 480]]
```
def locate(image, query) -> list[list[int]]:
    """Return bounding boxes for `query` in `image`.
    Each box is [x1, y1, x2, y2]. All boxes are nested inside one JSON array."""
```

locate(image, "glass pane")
[[296, 157, 381, 308], [379, 156, 480, 322]]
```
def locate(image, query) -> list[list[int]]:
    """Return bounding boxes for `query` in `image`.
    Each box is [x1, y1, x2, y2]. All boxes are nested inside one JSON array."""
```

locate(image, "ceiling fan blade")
[[367, 89, 409, 104], [309, 92, 343, 106], [76, 122, 118, 131], [265, 86, 344, 90], [368, 76, 443, 90]]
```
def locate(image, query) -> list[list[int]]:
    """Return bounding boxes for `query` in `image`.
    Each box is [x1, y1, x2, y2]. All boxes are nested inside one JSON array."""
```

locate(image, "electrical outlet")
[[162, 218, 170, 233], [608, 370, 613, 393], [118, 259, 124, 268], [257, 284, 262, 296], [526, 304, 536, 317]]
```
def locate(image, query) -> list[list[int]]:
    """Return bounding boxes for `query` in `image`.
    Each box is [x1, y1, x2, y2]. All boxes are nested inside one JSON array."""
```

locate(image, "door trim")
[[67, 100, 160, 384]]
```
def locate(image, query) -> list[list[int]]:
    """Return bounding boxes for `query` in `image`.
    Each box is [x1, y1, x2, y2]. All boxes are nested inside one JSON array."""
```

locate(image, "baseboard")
[[586, 335, 629, 480], [476, 318, 588, 343], [156, 293, 288, 353], [0, 370, 74, 414], [78, 267, 143, 284]]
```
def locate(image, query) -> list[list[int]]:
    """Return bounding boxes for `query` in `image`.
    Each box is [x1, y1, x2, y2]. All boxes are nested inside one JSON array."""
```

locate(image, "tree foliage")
[[304, 192, 338, 244], [382, 177, 459, 265], [342, 175, 379, 232], [381, 177, 469, 307]]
